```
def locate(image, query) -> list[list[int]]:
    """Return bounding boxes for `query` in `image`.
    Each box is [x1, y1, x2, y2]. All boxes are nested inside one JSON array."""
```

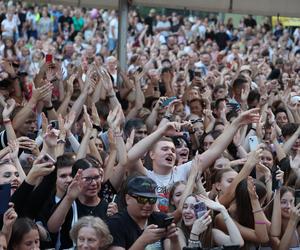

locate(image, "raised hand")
[[107, 105, 125, 131], [31, 83, 53, 104], [66, 74, 75, 96], [162, 121, 189, 137], [234, 108, 260, 126], [247, 176, 258, 200], [64, 111, 76, 133], [0, 98, 16, 120], [8, 140, 19, 160], [126, 129, 135, 152], [83, 105, 93, 131], [106, 202, 118, 217], [3, 203, 17, 229], [191, 210, 212, 235], [198, 194, 226, 212], [66, 169, 83, 200], [26, 154, 56, 185], [99, 67, 114, 94]]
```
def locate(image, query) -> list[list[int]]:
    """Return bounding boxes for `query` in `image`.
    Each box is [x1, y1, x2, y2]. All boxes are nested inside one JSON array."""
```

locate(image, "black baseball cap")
[[127, 176, 158, 198]]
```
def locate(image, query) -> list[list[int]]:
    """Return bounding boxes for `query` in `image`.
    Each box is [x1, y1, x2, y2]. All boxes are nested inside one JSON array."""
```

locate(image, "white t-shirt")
[[1, 19, 16, 38], [108, 17, 118, 39], [145, 161, 192, 212]]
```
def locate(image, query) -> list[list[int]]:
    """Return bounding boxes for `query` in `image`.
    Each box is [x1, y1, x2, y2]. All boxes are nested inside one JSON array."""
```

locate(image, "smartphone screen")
[[194, 201, 207, 219], [162, 97, 177, 107], [249, 136, 259, 151], [295, 190, 300, 206], [0, 183, 11, 214], [157, 216, 174, 228], [46, 54, 53, 63]]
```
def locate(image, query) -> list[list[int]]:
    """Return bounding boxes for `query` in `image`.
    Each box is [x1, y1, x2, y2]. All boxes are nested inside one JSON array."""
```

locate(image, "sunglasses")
[[131, 195, 157, 205]]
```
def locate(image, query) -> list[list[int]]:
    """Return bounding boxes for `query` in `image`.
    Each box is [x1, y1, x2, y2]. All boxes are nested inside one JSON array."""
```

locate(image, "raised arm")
[[218, 148, 262, 207], [76, 106, 93, 160], [283, 124, 300, 154], [199, 108, 260, 172], [12, 84, 52, 132], [200, 195, 244, 247], [47, 170, 82, 233], [0, 97, 17, 142], [278, 204, 300, 250], [128, 122, 185, 163]]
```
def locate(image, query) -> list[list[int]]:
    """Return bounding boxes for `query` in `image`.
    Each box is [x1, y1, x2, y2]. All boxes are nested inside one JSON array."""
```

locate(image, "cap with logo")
[[127, 176, 158, 198]]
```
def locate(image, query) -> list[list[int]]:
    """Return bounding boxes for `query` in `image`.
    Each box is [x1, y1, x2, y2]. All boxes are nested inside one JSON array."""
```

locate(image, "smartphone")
[[194, 201, 207, 219], [0, 183, 11, 214], [226, 102, 240, 112], [295, 190, 300, 206], [41, 153, 56, 164], [249, 136, 259, 151], [162, 96, 177, 107], [194, 70, 202, 78], [24, 132, 36, 154], [158, 216, 174, 228], [50, 120, 59, 130], [46, 54, 53, 63]]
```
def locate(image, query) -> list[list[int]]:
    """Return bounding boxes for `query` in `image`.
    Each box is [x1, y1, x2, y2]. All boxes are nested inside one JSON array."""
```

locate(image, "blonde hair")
[[70, 216, 113, 249]]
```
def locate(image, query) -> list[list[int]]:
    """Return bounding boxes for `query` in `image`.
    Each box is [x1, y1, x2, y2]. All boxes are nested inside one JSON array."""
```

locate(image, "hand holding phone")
[[194, 201, 207, 219], [157, 216, 174, 228], [0, 184, 11, 214], [45, 54, 53, 63]]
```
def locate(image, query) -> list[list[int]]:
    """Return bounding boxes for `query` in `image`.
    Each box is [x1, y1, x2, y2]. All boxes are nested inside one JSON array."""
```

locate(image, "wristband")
[[114, 131, 123, 137], [252, 208, 263, 214], [188, 239, 202, 248], [190, 232, 199, 237], [93, 124, 102, 132], [57, 139, 66, 144], [255, 221, 267, 225], [107, 94, 116, 99], [3, 119, 11, 124], [45, 106, 54, 111], [163, 114, 172, 120]]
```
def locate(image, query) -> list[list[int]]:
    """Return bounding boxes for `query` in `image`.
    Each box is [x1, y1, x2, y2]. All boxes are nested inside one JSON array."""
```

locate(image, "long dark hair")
[[180, 194, 213, 248], [8, 218, 39, 250], [235, 179, 267, 229]]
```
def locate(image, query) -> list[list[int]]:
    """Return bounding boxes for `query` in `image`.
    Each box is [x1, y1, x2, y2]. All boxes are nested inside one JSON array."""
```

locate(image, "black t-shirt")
[[106, 210, 166, 249], [77, 198, 108, 219], [215, 32, 229, 50], [58, 15, 73, 32]]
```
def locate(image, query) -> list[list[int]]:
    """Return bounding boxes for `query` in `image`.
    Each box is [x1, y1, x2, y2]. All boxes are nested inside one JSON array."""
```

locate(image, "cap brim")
[[130, 192, 159, 198]]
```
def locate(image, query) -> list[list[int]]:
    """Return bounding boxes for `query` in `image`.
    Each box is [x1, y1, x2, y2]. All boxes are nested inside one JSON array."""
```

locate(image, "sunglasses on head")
[[131, 194, 157, 205]]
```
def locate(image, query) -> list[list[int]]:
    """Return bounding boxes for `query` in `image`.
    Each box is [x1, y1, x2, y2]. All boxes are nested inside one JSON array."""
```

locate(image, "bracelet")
[[107, 94, 116, 99], [188, 239, 202, 248], [252, 208, 263, 214], [3, 119, 11, 124], [45, 106, 54, 111], [163, 114, 173, 120], [57, 138, 66, 144], [255, 221, 267, 225], [190, 232, 199, 237], [114, 131, 123, 137], [93, 124, 102, 132]]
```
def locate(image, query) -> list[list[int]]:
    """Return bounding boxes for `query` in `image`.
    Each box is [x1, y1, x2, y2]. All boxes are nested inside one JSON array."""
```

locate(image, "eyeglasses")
[[82, 175, 102, 184], [131, 195, 157, 205]]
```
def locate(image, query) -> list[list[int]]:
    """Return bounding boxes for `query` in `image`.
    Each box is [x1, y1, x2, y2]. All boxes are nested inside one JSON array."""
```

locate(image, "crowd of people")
[[1, 1, 300, 250]]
